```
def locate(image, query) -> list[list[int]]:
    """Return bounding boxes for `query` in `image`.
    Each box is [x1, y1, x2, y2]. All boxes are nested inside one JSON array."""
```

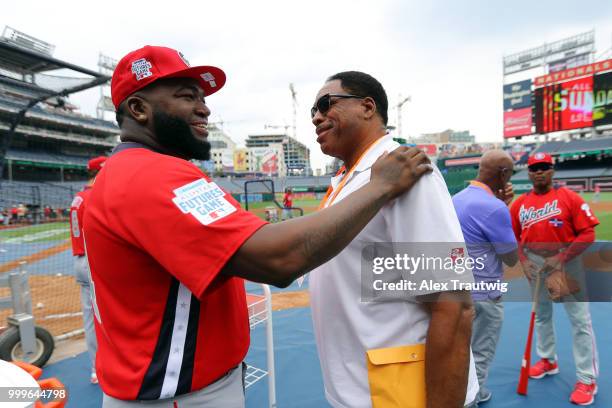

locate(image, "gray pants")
[[102, 365, 245, 407], [75, 255, 97, 375], [526, 252, 599, 384], [471, 298, 504, 403]]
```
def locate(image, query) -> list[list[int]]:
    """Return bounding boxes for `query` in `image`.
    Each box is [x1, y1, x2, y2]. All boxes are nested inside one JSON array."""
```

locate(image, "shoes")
[[529, 358, 559, 379], [90, 372, 98, 384], [570, 381, 597, 406]]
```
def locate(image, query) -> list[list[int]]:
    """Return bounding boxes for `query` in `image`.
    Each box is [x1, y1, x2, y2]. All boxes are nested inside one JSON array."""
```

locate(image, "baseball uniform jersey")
[[84, 144, 266, 401], [510, 186, 599, 247], [69, 187, 91, 256]]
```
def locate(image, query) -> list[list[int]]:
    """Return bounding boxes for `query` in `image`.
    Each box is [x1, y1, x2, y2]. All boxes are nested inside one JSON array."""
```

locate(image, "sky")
[[3, 0, 612, 172]]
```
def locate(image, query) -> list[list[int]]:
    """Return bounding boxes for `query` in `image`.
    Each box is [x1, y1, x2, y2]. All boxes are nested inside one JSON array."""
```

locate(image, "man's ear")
[[362, 97, 377, 121], [125, 95, 150, 124]]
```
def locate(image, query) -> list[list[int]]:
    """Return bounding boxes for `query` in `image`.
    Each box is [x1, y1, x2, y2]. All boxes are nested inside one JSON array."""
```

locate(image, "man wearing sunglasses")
[[510, 152, 599, 406], [309, 71, 478, 408]]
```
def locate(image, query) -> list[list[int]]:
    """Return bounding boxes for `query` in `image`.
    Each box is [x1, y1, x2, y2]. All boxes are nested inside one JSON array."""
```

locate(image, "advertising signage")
[[503, 80, 532, 110], [534, 58, 612, 87], [504, 108, 532, 138], [594, 71, 612, 126], [535, 76, 593, 133]]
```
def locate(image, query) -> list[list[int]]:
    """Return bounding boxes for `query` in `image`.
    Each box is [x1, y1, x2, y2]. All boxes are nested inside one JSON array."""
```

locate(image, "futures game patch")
[[172, 179, 236, 225]]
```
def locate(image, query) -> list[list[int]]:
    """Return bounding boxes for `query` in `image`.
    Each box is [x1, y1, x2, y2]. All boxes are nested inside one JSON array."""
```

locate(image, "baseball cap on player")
[[528, 152, 553, 167], [88, 156, 107, 171], [110, 45, 226, 109]]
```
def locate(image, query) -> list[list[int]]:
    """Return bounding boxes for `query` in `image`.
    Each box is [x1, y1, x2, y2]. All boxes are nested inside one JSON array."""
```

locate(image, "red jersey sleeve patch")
[[563, 189, 600, 231]]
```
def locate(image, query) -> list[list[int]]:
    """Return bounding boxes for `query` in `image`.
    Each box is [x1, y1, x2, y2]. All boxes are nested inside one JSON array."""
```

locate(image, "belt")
[[525, 248, 564, 258]]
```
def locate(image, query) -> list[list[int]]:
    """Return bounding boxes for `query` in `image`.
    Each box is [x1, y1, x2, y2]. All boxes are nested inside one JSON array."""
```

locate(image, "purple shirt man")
[[453, 181, 517, 300]]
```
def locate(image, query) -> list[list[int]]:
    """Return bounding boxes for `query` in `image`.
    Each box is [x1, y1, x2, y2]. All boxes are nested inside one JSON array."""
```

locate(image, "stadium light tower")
[[396, 94, 411, 140], [97, 53, 117, 120], [289, 83, 298, 140]]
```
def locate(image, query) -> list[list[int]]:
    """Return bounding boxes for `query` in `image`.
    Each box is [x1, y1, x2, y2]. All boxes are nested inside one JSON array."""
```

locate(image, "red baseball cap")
[[111, 45, 226, 109], [88, 156, 107, 171], [528, 152, 553, 166]]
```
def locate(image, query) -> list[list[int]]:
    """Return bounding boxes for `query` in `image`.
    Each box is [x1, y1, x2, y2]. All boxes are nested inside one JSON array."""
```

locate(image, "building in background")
[[246, 133, 311, 176], [416, 129, 475, 144], [208, 124, 237, 173], [249, 144, 285, 176]]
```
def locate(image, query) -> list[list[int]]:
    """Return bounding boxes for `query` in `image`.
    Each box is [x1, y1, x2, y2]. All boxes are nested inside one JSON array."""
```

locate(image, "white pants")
[[102, 364, 245, 408], [527, 251, 599, 384], [75, 255, 97, 374]]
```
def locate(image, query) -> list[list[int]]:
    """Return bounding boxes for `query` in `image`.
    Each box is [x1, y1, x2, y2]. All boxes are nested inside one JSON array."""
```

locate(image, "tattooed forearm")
[[293, 187, 388, 275]]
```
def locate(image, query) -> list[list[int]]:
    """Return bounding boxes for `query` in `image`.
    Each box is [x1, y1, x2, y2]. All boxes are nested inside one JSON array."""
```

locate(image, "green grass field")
[[579, 192, 612, 202], [1, 193, 609, 244], [242, 196, 612, 241], [240, 199, 320, 211], [596, 212, 612, 241], [0, 222, 70, 243]]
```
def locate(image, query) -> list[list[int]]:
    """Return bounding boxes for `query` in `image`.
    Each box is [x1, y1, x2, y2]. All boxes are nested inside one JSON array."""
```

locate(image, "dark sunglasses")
[[528, 163, 553, 172], [311, 93, 365, 119]]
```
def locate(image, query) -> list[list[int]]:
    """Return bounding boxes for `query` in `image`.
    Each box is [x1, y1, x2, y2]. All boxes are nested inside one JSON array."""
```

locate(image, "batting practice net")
[[0, 181, 84, 339]]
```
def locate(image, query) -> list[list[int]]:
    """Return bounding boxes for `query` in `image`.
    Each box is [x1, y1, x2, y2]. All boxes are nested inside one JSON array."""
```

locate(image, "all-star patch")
[[172, 179, 235, 225], [132, 58, 153, 81], [201, 72, 216, 88]]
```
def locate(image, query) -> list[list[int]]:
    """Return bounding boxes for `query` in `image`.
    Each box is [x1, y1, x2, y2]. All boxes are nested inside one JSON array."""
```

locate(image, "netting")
[[32, 72, 94, 94], [0, 181, 83, 339]]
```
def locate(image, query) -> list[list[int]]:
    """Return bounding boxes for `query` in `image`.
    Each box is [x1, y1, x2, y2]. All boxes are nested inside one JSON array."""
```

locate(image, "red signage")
[[416, 144, 437, 156], [503, 108, 532, 138], [445, 157, 481, 167], [535, 76, 593, 133], [535, 58, 612, 87]]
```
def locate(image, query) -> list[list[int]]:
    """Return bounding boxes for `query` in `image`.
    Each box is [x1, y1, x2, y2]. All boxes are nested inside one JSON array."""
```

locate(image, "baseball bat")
[[517, 268, 542, 395]]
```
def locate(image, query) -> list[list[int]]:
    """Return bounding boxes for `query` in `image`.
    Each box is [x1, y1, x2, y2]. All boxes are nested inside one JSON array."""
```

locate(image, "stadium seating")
[[212, 176, 333, 194], [6, 149, 90, 167], [533, 137, 612, 155], [512, 167, 608, 181], [0, 90, 119, 134], [0, 180, 81, 209]]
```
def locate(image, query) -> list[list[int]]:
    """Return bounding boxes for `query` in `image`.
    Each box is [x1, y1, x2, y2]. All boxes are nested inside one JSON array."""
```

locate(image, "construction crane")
[[396, 94, 411, 140], [289, 83, 298, 140], [264, 124, 291, 134]]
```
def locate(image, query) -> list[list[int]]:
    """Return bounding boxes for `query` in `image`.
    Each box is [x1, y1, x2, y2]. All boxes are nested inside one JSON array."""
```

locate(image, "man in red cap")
[[83, 46, 432, 407], [68, 155, 107, 385], [510, 152, 600, 405]]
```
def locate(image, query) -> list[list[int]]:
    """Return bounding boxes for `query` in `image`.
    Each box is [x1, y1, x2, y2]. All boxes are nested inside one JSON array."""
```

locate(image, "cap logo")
[[178, 51, 190, 67], [201, 72, 217, 88], [535, 153, 545, 160], [131, 58, 153, 81]]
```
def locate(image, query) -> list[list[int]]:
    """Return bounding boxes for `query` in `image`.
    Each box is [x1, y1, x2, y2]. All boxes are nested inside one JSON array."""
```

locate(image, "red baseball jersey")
[[83, 147, 266, 401], [69, 187, 91, 256], [510, 187, 599, 246]]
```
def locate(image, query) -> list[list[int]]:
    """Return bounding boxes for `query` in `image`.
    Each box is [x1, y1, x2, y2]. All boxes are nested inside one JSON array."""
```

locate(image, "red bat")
[[517, 269, 543, 395]]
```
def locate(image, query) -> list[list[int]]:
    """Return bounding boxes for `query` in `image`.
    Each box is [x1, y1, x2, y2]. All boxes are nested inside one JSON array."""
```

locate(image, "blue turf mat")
[[43, 302, 610, 407]]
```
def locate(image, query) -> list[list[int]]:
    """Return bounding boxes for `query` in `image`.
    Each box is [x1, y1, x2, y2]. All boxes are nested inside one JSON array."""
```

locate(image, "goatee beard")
[[153, 110, 211, 161]]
